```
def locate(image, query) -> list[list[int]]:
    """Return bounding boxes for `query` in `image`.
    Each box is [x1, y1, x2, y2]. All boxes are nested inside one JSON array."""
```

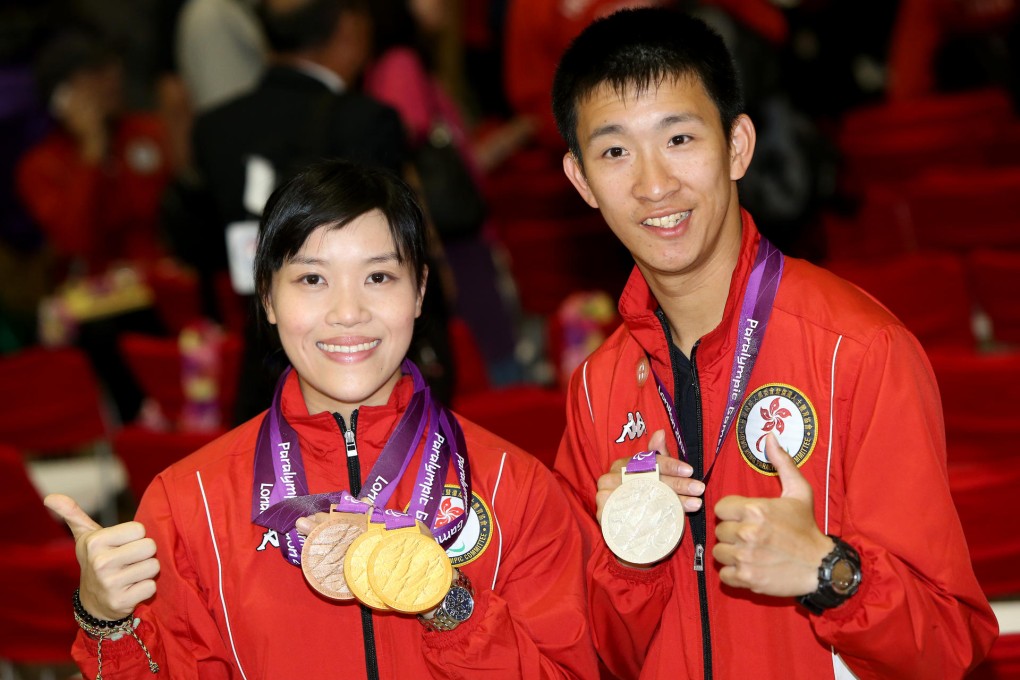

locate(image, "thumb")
[[648, 429, 669, 457], [44, 493, 102, 540], [765, 434, 812, 502]]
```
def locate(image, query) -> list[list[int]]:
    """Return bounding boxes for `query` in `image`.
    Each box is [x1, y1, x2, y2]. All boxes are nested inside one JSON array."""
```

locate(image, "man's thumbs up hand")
[[712, 434, 834, 597], [44, 494, 160, 621]]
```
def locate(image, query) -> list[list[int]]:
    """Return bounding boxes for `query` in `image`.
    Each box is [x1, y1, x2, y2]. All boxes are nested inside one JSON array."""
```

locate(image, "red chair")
[[825, 252, 975, 349], [0, 346, 113, 456], [968, 250, 1020, 345], [495, 214, 631, 315], [969, 633, 1020, 679], [454, 385, 567, 469], [112, 426, 223, 502], [0, 444, 80, 669], [904, 168, 1020, 252], [928, 349, 1020, 463], [837, 88, 1013, 196], [449, 317, 491, 398], [145, 262, 204, 335], [118, 330, 243, 429], [949, 457, 1020, 599]]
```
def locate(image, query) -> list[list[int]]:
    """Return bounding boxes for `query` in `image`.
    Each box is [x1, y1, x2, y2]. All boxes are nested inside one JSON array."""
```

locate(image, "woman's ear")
[[416, 266, 428, 318], [262, 293, 277, 326]]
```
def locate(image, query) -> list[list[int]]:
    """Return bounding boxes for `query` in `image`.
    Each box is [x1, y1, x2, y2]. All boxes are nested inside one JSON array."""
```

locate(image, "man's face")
[[563, 76, 754, 285]]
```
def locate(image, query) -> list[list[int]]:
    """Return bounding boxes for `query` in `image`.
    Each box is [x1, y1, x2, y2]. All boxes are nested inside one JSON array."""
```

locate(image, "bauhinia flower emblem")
[[756, 397, 792, 452], [434, 497, 464, 528]]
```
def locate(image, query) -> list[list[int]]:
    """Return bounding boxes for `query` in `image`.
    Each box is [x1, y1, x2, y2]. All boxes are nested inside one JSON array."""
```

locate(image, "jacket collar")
[[618, 209, 762, 376], [277, 368, 417, 469]]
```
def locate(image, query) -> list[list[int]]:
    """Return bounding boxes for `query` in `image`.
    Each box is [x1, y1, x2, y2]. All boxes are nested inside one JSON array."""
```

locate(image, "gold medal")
[[601, 464, 684, 565], [301, 512, 366, 600], [368, 523, 453, 613], [344, 522, 392, 610]]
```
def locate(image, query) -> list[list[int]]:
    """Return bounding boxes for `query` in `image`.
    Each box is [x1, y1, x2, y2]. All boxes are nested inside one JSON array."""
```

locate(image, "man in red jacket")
[[550, 7, 998, 679]]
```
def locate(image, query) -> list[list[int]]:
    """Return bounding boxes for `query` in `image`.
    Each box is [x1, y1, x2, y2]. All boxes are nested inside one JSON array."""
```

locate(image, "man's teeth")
[[317, 340, 380, 353], [643, 211, 690, 228]]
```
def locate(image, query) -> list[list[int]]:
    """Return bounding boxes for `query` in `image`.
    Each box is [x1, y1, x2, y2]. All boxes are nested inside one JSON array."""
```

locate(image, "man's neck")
[[643, 231, 742, 358]]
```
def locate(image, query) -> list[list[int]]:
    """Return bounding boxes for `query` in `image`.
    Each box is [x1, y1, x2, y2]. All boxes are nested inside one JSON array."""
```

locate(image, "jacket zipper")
[[334, 411, 380, 680], [688, 344, 713, 680]]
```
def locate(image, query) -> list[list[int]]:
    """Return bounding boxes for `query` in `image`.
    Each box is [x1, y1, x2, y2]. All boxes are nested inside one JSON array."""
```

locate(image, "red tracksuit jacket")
[[73, 372, 599, 678], [555, 211, 998, 679]]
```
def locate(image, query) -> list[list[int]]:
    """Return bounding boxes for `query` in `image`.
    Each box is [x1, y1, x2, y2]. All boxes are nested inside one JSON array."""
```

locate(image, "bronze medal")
[[301, 512, 366, 600], [368, 523, 453, 613]]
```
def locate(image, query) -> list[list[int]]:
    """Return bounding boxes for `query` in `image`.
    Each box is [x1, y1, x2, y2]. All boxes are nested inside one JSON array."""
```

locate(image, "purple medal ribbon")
[[650, 237, 784, 482], [251, 360, 471, 566], [624, 449, 658, 474]]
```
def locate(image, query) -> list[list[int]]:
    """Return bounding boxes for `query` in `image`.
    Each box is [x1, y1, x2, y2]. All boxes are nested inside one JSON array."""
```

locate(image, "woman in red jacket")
[[45, 159, 598, 679]]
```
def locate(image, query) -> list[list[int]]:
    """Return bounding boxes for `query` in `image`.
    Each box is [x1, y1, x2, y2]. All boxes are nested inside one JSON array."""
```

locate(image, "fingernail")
[[295, 518, 311, 534], [689, 481, 705, 495], [684, 498, 703, 511]]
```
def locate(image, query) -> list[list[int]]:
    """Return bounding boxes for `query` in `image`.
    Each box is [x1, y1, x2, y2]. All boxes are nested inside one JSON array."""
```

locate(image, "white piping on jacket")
[[197, 471, 249, 680], [490, 451, 507, 591]]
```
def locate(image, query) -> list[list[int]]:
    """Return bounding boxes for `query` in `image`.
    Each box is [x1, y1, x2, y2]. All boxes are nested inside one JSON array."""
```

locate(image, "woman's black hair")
[[253, 159, 428, 310], [368, 0, 434, 70], [552, 7, 744, 161]]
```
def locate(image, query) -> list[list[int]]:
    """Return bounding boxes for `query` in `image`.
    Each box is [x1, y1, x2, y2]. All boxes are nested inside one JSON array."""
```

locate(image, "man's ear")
[[728, 114, 756, 181], [563, 152, 599, 209]]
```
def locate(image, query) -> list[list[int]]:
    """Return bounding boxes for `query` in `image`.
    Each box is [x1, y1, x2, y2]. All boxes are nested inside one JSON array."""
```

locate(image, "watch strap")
[[797, 535, 861, 615]]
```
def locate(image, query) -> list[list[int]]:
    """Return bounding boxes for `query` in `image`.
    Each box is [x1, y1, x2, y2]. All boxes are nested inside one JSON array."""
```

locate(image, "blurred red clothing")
[[16, 113, 171, 274], [504, 0, 787, 151]]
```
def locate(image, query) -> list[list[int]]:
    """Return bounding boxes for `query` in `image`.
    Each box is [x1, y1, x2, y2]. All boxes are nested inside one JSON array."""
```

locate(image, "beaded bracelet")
[[73, 589, 159, 679]]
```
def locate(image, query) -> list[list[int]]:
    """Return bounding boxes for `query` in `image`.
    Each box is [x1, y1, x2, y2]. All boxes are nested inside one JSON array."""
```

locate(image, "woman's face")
[[264, 211, 425, 418], [410, 0, 448, 33]]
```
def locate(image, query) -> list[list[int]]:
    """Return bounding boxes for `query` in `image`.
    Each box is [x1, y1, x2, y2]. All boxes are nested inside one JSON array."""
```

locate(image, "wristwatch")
[[797, 536, 862, 615], [420, 569, 475, 632]]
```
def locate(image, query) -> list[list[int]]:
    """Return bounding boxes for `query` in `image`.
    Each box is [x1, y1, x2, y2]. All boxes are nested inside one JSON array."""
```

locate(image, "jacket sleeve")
[[71, 476, 241, 679], [422, 458, 599, 679], [553, 361, 676, 680], [811, 326, 998, 678]]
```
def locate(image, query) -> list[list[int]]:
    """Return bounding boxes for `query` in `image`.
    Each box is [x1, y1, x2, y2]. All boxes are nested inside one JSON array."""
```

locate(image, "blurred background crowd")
[[1, 0, 1020, 677]]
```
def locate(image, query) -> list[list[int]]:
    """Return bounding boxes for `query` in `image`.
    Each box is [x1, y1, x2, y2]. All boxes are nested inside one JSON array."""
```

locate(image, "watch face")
[[830, 559, 858, 594], [444, 587, 474, 623]]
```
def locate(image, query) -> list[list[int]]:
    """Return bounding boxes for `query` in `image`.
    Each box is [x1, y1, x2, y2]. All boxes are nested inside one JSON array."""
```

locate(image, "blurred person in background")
[[365, 0, 534, 385]]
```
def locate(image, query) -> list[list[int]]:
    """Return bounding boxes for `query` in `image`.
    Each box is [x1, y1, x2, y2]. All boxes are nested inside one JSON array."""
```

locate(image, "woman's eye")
[[301, 273, 323, 286], [368, 272, 390, 284]]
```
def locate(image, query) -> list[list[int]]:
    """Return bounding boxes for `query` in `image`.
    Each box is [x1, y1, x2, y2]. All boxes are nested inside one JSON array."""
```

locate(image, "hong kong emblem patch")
[[736, 383, 817, 475], [435, 484, 492, 567]]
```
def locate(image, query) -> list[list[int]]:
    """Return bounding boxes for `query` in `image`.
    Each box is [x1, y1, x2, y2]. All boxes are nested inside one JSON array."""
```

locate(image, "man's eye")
[[669, 135, 691, 146], [603, 146, 625, 158]]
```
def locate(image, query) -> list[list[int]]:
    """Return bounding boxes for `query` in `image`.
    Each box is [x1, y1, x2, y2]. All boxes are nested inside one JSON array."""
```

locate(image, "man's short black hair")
[[552, 7, 744, 161], [259, 0, 368, 53]]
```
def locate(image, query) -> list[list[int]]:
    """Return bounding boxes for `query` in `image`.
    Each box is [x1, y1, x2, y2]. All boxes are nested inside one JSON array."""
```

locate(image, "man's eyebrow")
[[587, 113, 707, 145]]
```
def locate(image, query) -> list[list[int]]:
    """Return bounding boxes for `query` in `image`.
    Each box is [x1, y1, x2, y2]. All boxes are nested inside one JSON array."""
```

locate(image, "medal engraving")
[[368, 528, 453, 613], [344, 526, 392, 610], [301, 513, 365, 600], [601, 472, 684, 565]]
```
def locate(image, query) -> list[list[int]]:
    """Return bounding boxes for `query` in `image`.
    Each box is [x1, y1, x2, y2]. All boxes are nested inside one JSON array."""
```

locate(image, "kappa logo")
[[256, 529, 280, 552], [615, 411, 646, 443], [736, 383, 817, 475], [437, 484, 492, 567]]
